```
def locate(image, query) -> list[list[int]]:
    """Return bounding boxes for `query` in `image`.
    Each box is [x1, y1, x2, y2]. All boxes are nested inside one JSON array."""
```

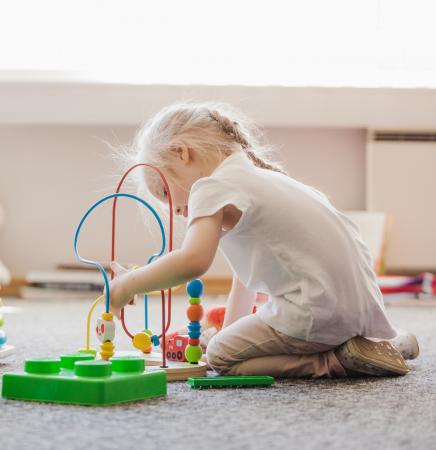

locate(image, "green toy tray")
[[2, 354, 167, 406], [187, 375, 275, 389]]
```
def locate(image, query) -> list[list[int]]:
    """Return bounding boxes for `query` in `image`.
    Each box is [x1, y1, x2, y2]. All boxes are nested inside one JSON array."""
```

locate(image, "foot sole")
[[336, 336, 411, 376]]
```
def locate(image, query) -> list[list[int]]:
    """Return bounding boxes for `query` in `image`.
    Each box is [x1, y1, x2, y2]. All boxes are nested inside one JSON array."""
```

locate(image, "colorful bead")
[[185, 344, 203, 364], [96, 317, 115, 343], [132, 332, 152, 352], [187, 304, 204, 322], [100, 341, 115, 361], [185, 280, 204, 364], [102, 312, 113, 321], [187, 279, 204, 298], [187, 322, 201, 339]]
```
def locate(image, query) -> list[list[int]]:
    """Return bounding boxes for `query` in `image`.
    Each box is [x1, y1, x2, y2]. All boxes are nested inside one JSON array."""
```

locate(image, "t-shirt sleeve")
[[187, 176, 251, 227]]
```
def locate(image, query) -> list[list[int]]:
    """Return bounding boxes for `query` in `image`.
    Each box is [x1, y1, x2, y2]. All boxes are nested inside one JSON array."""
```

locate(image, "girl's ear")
[[174, 146, 192, 165]]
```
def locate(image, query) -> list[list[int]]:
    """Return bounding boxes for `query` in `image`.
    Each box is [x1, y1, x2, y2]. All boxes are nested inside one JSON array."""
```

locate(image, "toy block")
[[2, 354, 167, 405], [186, 375, 275, 389]]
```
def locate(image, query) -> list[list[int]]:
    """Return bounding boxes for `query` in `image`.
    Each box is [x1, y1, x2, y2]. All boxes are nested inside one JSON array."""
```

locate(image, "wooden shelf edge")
[[1, 276, 232, 298]]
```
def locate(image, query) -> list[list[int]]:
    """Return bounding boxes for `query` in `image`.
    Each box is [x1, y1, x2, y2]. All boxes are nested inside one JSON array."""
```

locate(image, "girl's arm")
[[109, 209, 223, 318], [222, 274, 257, 329]]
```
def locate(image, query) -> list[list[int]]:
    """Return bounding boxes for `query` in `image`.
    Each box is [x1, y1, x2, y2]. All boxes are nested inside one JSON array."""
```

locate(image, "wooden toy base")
[[148, 360, 207, 381], [110, 350, 208, 381], [0, 345, 14, 359]]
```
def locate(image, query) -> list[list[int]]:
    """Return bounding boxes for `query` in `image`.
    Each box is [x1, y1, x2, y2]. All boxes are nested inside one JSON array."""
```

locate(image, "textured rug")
[[1, 296, 435, 450]]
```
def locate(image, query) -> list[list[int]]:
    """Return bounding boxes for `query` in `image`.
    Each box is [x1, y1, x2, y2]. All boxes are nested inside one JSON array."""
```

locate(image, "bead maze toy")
[[2, 163, 209, 405], [69, 162, 207, 380], [0, 298, 14, 358]]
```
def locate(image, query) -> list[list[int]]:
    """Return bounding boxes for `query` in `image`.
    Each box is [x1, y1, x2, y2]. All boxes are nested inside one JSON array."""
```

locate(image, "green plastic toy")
[[187, 375, 275, 389], [2, 354, 167, 406]]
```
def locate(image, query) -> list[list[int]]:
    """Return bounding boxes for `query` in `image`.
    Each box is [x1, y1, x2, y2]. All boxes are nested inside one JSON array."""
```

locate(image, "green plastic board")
[[187, 375, 275, 389], [2, 354, 167, 405]]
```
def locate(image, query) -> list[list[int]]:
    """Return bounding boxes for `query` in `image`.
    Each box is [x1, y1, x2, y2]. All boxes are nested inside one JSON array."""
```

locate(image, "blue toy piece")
[[187, 279, 204, 298], [0, 329, 7, 346], [187, 322, 201, 339]]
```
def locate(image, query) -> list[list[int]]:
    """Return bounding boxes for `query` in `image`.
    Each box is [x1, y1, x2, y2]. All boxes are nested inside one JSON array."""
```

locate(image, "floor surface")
[[1, 296, 435, 450]]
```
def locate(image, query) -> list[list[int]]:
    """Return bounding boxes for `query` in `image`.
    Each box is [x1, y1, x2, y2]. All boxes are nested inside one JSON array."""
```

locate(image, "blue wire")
[[144, 294, 149, 329], [74, 193, 166, 313]]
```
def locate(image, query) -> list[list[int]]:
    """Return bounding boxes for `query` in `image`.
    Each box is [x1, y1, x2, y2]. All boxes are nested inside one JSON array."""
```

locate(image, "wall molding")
[[1, 77, 435, 129], [0, 276, 233, 298]]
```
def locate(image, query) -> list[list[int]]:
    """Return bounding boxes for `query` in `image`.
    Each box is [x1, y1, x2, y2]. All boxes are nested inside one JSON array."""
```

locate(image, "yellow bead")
[[132, 332, 152, 352], [100, 341, 115, 361], [102, 312, 113, 321]]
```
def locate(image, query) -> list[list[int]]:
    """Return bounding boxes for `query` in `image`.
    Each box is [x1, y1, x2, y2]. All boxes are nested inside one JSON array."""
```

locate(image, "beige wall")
[[0, 125, 366, 276]]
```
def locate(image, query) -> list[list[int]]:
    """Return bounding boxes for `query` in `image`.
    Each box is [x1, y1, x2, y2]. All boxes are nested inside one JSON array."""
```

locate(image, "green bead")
[[185, 345, 203, 364], [110, 356, 145, 373], [60, 352, 95, 369], [0, 313, 4, 327], [25, 358, 61, 374], [75, 360, 112, 378], [189, 297, 201, 305], [143, 329, 153, 336]]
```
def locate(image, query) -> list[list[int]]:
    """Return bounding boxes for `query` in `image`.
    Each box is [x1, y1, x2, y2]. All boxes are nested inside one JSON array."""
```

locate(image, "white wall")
[[0, 125, 366, 276]]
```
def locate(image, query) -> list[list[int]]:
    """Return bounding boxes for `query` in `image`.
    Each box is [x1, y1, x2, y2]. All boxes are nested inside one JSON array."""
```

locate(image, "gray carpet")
[[1, 296, 435, 450]]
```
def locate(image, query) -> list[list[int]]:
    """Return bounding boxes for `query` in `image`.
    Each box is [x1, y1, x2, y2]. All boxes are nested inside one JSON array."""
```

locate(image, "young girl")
[[109, 102, 419, 378]]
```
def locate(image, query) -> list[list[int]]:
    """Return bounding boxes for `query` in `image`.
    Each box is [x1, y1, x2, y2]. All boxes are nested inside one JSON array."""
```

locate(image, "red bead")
[[189, 338, 200, 346]]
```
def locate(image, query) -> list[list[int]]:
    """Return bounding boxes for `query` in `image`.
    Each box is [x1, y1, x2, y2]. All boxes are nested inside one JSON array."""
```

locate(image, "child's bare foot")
[[335, 336, 411, 376]]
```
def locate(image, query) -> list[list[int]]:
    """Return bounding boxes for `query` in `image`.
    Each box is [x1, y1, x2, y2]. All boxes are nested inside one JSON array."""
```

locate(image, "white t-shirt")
[[187, 151, 397, 345]]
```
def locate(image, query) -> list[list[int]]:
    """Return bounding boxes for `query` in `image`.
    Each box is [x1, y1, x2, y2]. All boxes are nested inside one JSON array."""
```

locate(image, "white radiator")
[[366, 131, 436, 272]]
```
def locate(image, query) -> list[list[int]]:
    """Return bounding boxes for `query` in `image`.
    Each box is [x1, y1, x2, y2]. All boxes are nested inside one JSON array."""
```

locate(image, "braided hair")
[[208, 109, 287, 175]]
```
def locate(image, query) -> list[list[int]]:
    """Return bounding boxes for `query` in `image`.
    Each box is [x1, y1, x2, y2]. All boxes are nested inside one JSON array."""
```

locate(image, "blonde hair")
[[131, 101, 286, 187], [113, 102, 288, 244]]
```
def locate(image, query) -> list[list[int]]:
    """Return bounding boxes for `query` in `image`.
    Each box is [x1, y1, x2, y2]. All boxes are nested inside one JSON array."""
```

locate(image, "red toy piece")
[[166, 335, 189, 362]]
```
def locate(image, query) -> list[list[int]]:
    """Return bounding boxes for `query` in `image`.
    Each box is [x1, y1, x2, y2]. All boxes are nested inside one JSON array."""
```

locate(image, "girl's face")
[[163, 174, 190, 218], [152, 147, 220, 219]]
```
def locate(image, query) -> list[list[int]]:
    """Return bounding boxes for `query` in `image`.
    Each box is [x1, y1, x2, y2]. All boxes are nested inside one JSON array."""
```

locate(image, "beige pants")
[[206, 314, 347, 378]]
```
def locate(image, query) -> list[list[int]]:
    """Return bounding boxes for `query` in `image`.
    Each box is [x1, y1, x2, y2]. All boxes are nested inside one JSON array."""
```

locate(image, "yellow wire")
[[86, 295, 104, 351]]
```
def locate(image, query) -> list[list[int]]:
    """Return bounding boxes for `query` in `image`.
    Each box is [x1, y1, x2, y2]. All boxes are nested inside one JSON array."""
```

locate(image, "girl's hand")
[[107, 261, 135, 319]]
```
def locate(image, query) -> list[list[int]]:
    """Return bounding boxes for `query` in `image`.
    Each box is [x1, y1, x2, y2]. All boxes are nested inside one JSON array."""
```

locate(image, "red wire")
[[161, 289, 167, 368], [110, 163, 173, 366]]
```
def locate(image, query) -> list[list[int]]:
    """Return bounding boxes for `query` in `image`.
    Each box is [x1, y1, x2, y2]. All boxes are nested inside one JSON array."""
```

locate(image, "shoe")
[[390, 332, 420, 360], [335, 336, 411, 376]]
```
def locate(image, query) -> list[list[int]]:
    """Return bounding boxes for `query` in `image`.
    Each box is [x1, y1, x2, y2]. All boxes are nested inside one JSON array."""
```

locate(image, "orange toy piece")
[[203, 306, 226, 331], [187, 304, 204, 322], [203, 304, 258, 331]]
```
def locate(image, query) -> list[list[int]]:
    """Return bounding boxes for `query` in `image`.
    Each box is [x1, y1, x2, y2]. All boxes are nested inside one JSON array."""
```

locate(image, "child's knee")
[[206, 335, 234, 375]]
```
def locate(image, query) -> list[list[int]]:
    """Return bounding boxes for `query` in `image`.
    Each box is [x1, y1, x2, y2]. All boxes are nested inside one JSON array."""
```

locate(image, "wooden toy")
[[73, 163, 205, 379], [166, 334, 189, 362]]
